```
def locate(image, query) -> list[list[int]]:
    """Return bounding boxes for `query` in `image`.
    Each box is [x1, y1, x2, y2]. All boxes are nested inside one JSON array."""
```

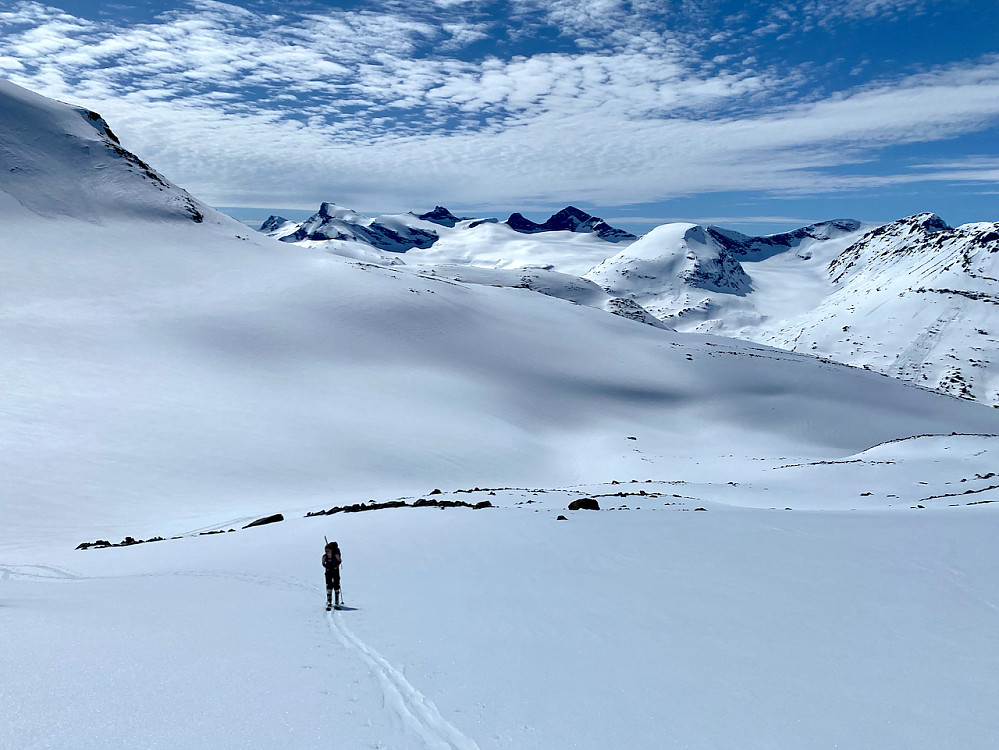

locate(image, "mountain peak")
[[419, 206, 469, 227], [504, 206, 636, 242]]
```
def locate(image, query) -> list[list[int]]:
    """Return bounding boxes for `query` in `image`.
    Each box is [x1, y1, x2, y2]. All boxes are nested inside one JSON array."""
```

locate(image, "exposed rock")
[[418, 206, 472, 227], [505, 206, 635, 242], [306, 498, 492, 516], [243, 513, 284, 529]]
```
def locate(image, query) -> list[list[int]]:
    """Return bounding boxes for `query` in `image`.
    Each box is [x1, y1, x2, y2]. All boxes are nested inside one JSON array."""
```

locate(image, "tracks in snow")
[[327, 611, 480, 750], [1, 562, 480, 750]]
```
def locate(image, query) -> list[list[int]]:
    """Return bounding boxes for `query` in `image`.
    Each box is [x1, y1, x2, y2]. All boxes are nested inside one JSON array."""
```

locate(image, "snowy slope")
[[5, 442, 999, 750], [404, 218, 625, 276], [0, 79, 209, 224], [578, 214, 999, 404], [761, 214, 999, 403], [4, 80, 999, 750], [2, 77, 997, 546], [583, 219, 869, 332]]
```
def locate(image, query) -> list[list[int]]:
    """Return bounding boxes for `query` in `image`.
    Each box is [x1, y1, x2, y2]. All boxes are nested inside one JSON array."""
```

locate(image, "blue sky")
[[1, 0, 997, 233]]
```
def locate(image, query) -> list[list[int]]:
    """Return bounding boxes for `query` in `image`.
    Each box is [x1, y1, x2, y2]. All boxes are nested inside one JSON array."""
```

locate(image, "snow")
[[3, 79, 999, 750], [5, 472, 999, 750]]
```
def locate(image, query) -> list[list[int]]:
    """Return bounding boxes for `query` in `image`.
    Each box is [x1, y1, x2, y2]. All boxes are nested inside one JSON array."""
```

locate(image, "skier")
[[323, 541, 342, 611]]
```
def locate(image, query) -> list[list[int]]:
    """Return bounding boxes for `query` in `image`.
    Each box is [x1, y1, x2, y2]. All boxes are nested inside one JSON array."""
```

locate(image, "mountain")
[[259, 214, 299, 238], [760, 213, 999, 403], [505, 206, 636, 242], [269, 202, 440, 252], [578, 212, 999, 404], [707, 219, 864, 261], [264, 203, 636, 253], [418, 205, 473, 227], [0, 78, 209, 224], [584, 223, 754, 322], [581, 219, 870, 329]]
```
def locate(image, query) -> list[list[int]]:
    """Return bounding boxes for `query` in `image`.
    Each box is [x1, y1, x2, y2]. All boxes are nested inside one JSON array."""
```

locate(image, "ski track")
[[0, 562, 481, 750], [327, 611, 481, 750]]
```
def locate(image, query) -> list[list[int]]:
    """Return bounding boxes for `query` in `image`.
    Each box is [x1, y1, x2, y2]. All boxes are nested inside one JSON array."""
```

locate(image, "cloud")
[[0, 0, 996, 213]]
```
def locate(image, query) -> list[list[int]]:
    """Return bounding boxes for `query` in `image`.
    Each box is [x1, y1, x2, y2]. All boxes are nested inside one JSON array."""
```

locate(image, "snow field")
[[4, 497, 999, 750]]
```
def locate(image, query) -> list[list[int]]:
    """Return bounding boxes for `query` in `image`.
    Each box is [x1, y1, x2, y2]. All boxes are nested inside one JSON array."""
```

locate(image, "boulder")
[[243, 513, 284, 529]]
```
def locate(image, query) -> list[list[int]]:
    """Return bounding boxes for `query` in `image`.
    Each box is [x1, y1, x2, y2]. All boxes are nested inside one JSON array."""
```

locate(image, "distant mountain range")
[[260, 204, 636, 252], [262, 203, 999, 405]]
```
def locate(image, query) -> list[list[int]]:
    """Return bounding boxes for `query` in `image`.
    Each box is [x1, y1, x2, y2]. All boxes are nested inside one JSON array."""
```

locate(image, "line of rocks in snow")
[[306, 497, 493, 516]]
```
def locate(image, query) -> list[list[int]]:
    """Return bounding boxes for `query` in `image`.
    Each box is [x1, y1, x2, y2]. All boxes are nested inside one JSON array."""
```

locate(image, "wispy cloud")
[[0, 0, 996, 214]]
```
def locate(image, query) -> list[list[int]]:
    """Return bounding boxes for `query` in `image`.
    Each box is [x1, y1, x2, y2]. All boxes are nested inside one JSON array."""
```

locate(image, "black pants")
[[324, 566, 340, 592]]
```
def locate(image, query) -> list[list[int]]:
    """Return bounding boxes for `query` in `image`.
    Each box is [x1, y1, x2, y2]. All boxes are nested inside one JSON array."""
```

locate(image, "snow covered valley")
[[3, 79, 999, 750], [6, 468, 999, 750]]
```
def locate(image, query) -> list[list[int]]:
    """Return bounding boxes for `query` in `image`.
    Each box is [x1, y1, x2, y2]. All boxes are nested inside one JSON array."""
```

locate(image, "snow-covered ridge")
[[761, 213, 999, 403], [0, 79, 212, 224]]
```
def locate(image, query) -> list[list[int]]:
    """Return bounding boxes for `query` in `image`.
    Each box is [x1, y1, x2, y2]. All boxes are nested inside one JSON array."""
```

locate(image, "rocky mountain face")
[[418, 206, 472, 227], [505, 206, 636, 242], [584, 223, 754, 325], [708, 219, 864, 261], [761, 214, 999, 404]]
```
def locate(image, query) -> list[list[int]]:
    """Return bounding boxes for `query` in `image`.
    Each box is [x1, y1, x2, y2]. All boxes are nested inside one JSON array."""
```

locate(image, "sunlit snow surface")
[[5, 461, 999, 750], [3, 79, 999, 750]]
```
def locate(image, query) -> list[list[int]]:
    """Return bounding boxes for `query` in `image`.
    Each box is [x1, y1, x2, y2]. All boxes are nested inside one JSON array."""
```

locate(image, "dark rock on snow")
[[243, 513, 285, 529]]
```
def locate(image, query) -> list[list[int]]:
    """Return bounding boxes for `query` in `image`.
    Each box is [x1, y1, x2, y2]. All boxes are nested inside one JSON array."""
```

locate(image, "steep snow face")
[[0, 79, 210, 224], [827, 213, 953, 285], [761, 215, 999, 403], [584, 223, 754, 323]]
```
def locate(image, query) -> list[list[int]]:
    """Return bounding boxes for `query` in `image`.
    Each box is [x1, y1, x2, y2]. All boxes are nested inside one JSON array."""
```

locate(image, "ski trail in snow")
[[326, 611, 480, 750], [0, 563, 85, 580], [2, 560, 481, 749]]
